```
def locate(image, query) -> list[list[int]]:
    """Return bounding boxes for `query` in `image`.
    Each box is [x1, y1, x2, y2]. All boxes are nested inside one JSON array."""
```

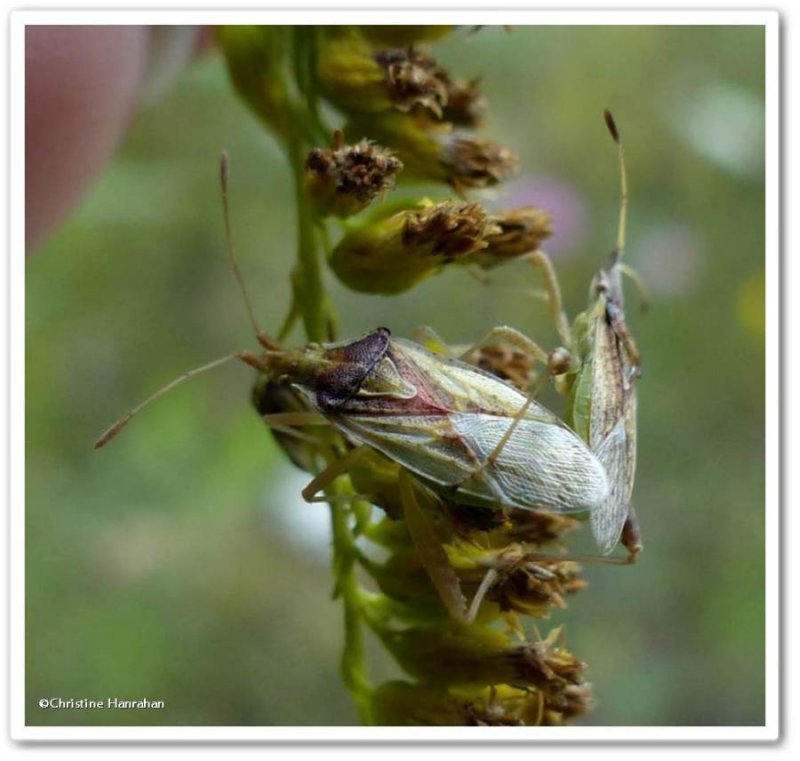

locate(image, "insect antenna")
[[603, 109, 628, 265], [93, 350, 266, 450], [93, 153, 278, 450], [219, 152, 280, 351]]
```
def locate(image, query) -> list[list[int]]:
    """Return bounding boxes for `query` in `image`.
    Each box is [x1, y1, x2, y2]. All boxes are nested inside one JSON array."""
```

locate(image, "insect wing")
[[391, 338, 558, 421], [294, 334, 609, 514], [331, 409, 608, 514], [591, 408, 631, 553], [587, 313, 638, 553], [329, 411, 479, 489], [587, 311, 625, 449], [450, 412, 610, 513]]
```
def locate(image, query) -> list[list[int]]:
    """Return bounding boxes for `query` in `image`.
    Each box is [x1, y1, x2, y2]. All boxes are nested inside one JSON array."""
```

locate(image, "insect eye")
[[595, 272, 610, 295], [548, 347, 572, 375]]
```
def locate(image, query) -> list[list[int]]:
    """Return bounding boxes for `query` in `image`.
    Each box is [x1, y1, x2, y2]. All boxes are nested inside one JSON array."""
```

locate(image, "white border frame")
[[8, 7, 780, 743]]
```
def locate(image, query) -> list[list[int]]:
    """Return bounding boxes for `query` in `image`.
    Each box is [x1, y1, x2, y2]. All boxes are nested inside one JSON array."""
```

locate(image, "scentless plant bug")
[[559, 110, 644, 557], [465, 111, 645, 559], [94, 151, 617, 622], [95, 154, 609, 516], [288, 326, 611, 515], [97, 314, 611, 521]]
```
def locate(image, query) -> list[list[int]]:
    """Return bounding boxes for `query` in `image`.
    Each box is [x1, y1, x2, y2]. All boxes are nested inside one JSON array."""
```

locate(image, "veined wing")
[[451, 413, 609, 513], [390, 338, 563, 424], [591, 391, 637, 554], [329, 412, 481, 491], [333, 410, 609, 514], [588, 315, 626, 448]]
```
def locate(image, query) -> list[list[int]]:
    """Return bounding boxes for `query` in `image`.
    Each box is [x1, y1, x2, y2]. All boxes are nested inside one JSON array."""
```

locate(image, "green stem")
[[288, 136, 327, 344], [288, 32, 372, 723], [330, 489, 373, 724]]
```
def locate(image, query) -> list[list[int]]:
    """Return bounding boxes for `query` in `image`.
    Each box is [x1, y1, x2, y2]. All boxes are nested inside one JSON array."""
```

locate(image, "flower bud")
[[216, 26, 291, 137], [373, 618, 588, 692], [305, 132, 402, 218], [330, 200, 497, 294], [370, 681, 471, 726]]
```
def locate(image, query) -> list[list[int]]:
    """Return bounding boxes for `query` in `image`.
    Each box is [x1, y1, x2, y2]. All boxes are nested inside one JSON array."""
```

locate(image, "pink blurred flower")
[[502, 175, 588, 255]]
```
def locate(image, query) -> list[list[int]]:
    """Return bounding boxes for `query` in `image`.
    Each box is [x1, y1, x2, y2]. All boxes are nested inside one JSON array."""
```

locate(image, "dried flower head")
[[484, 552, 587, 617], [498, 508, 581, 546], [375, 47, 449, 117], [372, 617, 591, 698], [504, 635, 588, 691], [442, 77, 488, 127], [317, 33, 453, 118], [465, 206, 554, 268], [330, 200, 498, 294], [402, 200, 496, 260], [441, 135, 519, 192], [305, 132, 403, 217], [542, 682, 595, 724], [344, 113, 517, 193], [476, 343, 537, 391]]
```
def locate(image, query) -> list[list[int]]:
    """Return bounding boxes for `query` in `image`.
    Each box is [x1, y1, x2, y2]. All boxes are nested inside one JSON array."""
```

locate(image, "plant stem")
[[330, 485, 373, 724], [287, 35, 373, 723]]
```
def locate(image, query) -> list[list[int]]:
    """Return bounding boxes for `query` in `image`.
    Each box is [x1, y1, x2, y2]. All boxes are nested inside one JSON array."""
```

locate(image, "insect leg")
[[617, 263, 651, 312], [523, 250, 572, 346], [276, 298, 300, 342], [459, 325, 550, 366], [398, 469, 468, 623], [458, 368, 552, 495], [300, 445, 371, 503], [464, 264, 492, 285], [520, 548, 638, 566], [465, 567, 498, 624], [305, 492, 377, 504]]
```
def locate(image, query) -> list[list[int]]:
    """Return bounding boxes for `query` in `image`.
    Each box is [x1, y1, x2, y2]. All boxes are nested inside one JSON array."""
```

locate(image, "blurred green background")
[[26, 25, 766, 726]]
